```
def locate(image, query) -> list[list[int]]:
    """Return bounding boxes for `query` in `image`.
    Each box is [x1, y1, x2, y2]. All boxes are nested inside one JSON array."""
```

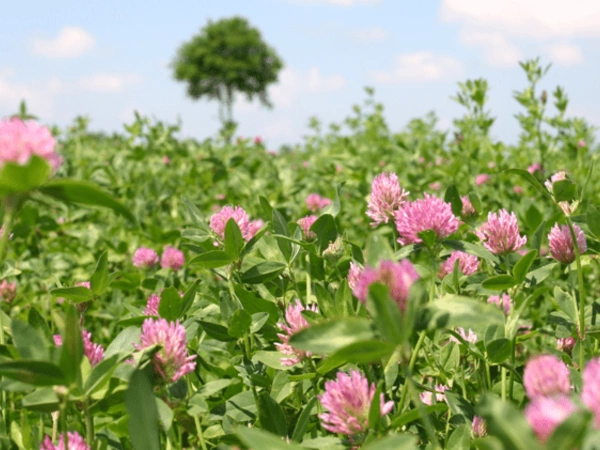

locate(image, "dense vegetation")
[[0, 59, 599, 449]]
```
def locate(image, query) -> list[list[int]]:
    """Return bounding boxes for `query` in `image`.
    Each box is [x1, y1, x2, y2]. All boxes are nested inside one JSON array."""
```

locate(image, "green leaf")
[[417, 229, 437, 248], [367, 283, 404, 345], [155, 397, 174, 432], [546, 409, 592, 450], [486, 339, 512, 364], [444, 184, 463, 217], [390, 403, 447, 428], [368, 382, 382, 430], [554, 286, 577, 322], [237, 427, 305, 450], [291, 397, 317, 442], [446, 425, 471, 450], [312, 214, 337, 253], [361, 434, 418, 450], [366, 233, 395, 267], [199, 321, 236, 342], [443, 240, 499, 265], [0, 155, 51, 196], [272, 208, 292, 262], [228, 309, 252, 338], [258, 391, 288, 437], [289, 317, 375, 355], [476, 394, 541, 450], [180, 280, 200, 316], [39, 178, 135, 221], [504, 168, 552, 201], [524, 262, 557, 287], [240, 261, 286, 284], [188, 250, 235, 269], [317, 340, 397, 374], [482, 275, 517, 291], [125, 370, 160, 450], [11, 319, 48, 361], [587, 205, 600, 238], [21, 388, 59, 412], [90, 251, 109, 296], [59, 303, 83, 387], [0, 361, 65, 386], [321, 183, 343, 218], [553, 179, 577, 203], [512, 250, 538, 284], [104, 326, 139, 358], [50, 286, 93, 304], [158, 287, 183, 321], [224, 218, 244, 259], [84, 354, 120, 396], [429, 295, 505, 330]]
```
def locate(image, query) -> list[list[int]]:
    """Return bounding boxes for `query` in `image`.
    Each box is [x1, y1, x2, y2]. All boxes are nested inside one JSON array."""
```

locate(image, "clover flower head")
[[82, 329, 104, 367], [525, 395, 576, 442], [366, 172, 409, 226], [275, 299, 319, 366], [476, 209, 527, 255], [523, 354, 571, 399], [132, 247, 159, 269], [353, 259, 419, 312], [160, 246, 185, 270], [0, 117, 61, 170], [548, 223, 586, 264], [394, 194, 459, 246], [420, 385, 448, 405], [475, 174, 490, 186], [40, 431, 90, 450], [135, 318, 196, 382], [487, 293, 512, 315], [209, 205, 257, 242], [297, 215, 318, 240], [306, 193, 331, 212], [318, 370, 394, 435], [439, 251, 480, 278]]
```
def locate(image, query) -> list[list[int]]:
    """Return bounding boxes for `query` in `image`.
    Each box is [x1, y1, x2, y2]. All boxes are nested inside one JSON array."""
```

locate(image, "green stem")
[[404, 365, 441, 449], [84, 397, 93, 447], [508, 337, 516, 401], [501, 367, 507, 401], [0, 199, 16, 269], [193, 416, 208, 450], [566, 217, 586, 370], [399, 331, 427, 411]]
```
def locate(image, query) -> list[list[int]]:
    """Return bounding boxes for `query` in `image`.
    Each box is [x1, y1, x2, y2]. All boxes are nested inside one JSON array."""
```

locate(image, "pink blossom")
[[548, 223, 586, 264], [318, 370, 394, 435], [297, 215, 318, 240], [578, 139, 587, 148], [306, 193, 331, 212], [214, 193, 226, 201], [557, 337, 576, 353], [450, 327, 477, 344], [528, 163, 543, 175], [347, 262, 362, 291], [302, 161, 309, 169], [523, 354, 571, 399], [582, 358, 600, 427], [0, 280, 16, 302], [545, 171, 567, 192], [525, 395, 577, 442], [160, 246, 185, 270], [352, 260, 419, 312], [75, 281, 91, 289], [53, 334, 63, 346], [162, 156, 170, 165], [366, 172, 409, 227], [40, 431, 90, 450], [514, 186, 523, 195], [394, 194, 459, 245], [275, 300, 318, 366], [472, 416, 487, 437], [476, 209, 527, 255], [209, 205, 257, 242], [439, 251, 480, 278], [82, 329, 104, 367], [144, 293, 160, 316], [475, 174, 490, 186], [429, 182, 441, 191], [461, 196, 477, 218], [246, 219, 264, 240], [0, 118, 61, 170], [420, 385, 448, 405], [254, 136, 262, 145], [488, 162, 496, 169], [487, 293, 512, 315], [135, 318, 196, 382], [132, 247, 159, 269], [336, 165, 342, 173]]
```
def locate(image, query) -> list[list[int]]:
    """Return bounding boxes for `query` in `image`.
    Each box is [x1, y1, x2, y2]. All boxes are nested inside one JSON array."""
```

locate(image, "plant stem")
[[84, 397, 93, 447], [566, 217, 586, 370], [399, 331, 427, 411], [193, 416, 208, 450], [501, 367, 507, 401], [404, 365, 441, 449]]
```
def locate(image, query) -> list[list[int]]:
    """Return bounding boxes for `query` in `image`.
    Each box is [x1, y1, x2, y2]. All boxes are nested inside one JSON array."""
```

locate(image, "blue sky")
[[2, 0, 600, 148]]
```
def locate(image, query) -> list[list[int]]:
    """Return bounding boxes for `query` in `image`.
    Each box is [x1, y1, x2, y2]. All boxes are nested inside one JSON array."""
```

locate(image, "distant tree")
[[172, 17, 283, 132]]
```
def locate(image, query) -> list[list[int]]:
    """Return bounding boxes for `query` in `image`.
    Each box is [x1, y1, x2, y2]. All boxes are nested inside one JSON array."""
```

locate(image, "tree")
[[172, 16, 283, 130]]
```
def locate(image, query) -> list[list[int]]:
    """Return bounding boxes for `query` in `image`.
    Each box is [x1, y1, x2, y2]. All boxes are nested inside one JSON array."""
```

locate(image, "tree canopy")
[[172, 16, 283, 128]]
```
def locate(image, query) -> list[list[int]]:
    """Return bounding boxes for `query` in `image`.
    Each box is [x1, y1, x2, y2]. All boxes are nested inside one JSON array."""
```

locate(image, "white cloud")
[[547, 43, 584, 66], [234, 94, 259, 113], [261, 117, 296, 139], [440, 0, 600, 40], [78, 74, 142, 93], [371, 52, 464, 83], [270, 67, 345, 107], [31, 26, 95, 59], [459, 30, 521, 67], [0, 68, 55, 118], [347, 27, 389, 42]]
